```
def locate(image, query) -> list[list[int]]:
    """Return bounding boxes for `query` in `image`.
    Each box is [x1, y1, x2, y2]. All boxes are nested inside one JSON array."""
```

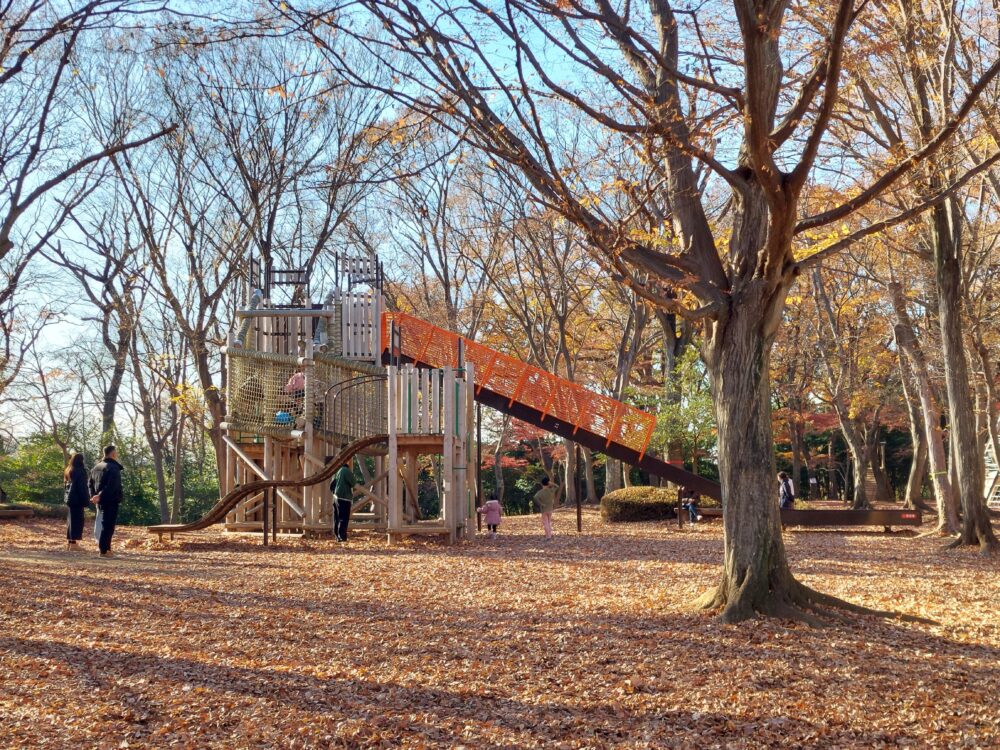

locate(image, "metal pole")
[[263, 488, 269, 546], [477, 402, 483, 532], [677, 488, 684, 529]]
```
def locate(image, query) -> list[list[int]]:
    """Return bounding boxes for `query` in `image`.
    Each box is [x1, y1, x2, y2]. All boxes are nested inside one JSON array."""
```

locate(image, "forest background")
[[1, 0, 997, 535]]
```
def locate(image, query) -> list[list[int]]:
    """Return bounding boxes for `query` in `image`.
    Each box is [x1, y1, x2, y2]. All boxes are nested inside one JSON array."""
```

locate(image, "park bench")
[[0, 507, 34, 520], [779, 507, 922, 532], [676, 502, 922, 532]]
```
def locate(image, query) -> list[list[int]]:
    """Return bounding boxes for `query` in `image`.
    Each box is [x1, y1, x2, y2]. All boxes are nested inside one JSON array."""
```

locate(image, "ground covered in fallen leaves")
[[1, 509, 998, 749]]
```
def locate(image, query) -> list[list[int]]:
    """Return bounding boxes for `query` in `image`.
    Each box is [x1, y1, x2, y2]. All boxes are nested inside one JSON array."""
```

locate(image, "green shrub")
[[601, 486, 676, 522], [600, 485, 720, 522]]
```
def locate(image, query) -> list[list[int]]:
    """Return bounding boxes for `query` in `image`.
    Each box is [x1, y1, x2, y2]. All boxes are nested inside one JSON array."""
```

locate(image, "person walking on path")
[[778, 471, 795, 509], [89, 445, 124, 558], [330, 462, 356, 542], [534, 476, 560, 541], [477, 494, 502, 538], [64, 452, 90, 551]]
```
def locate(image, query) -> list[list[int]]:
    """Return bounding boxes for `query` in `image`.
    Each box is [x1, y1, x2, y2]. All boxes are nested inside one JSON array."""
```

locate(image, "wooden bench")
[[780, 508, 922, 532], [0, 507, 34, 520], [677, 504, 922, 532]]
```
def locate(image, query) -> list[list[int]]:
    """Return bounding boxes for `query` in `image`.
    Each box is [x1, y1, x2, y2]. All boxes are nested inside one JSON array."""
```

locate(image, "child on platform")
[[478, 494, 502, 538]]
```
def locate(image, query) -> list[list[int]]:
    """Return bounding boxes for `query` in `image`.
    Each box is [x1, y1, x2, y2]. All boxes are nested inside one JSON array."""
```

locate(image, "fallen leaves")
[[0, 510, 998, 748]]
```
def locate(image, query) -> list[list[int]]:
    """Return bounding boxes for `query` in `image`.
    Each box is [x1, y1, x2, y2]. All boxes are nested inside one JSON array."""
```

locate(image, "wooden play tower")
[[217, 255, 474, 542]]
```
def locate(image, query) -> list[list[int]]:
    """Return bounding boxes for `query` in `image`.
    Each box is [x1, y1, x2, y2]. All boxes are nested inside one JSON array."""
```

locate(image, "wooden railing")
[[382, 312, 656, 458]]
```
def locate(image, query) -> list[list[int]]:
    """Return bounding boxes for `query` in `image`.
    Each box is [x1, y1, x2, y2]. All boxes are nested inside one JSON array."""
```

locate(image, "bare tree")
[[0, 2, 175, 398], [290, 0, 1000, 616]]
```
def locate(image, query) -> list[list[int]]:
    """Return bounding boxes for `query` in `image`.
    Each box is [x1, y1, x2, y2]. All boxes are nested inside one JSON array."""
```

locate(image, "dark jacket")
[[330, 465, 355, 500], [89, 458, 124, 507], [779, 478, 795, 508], [65, 466, 90, 507]]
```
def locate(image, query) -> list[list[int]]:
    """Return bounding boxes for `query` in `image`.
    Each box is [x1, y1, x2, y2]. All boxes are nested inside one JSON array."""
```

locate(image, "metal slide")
[[147, 434, 388, 538], [382, 312, 722, 500]]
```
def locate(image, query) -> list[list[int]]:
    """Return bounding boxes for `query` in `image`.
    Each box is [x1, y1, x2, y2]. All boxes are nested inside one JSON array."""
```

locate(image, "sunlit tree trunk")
[[933, 198, 998, 552]]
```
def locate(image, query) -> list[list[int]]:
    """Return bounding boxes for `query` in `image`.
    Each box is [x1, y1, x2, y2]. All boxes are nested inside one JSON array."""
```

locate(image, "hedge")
[[600, 486, 720, 523]]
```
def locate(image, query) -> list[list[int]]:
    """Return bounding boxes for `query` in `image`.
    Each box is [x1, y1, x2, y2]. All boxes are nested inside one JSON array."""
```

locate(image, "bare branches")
[[797, 54, 1000, 235]]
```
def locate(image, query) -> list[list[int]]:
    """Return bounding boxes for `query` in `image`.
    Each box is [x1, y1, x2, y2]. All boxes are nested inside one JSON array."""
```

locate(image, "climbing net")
[[227, 349, 306, 434], [226, 348, 388, 440]]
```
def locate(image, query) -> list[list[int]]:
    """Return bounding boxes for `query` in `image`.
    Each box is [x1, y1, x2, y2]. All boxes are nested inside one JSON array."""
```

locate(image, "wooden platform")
[[387, 522, 457, 545], [393, 433, 446, 452]]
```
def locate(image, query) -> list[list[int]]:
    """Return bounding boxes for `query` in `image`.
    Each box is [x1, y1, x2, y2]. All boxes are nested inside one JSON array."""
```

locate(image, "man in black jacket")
[[90, 444, 124, 557]]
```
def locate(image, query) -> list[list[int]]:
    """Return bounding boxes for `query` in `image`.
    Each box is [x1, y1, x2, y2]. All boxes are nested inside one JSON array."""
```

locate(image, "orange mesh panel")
[[382, 312, 656, 457]]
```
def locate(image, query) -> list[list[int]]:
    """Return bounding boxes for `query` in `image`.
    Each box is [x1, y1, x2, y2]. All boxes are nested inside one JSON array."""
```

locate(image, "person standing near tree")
[[89, 445, 124, 558], [778, 472, 795, 510], [64, 452, 90, 551], [330, 462, 355, 543], [534, 476, 560, 542]]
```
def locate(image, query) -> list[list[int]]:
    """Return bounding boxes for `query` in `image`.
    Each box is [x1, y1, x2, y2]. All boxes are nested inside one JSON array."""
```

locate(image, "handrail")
[[381, 312, 656, 458]]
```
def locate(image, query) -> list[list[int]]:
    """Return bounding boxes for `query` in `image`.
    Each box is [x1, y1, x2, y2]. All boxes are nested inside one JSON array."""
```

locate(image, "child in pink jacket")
[[478, 495, 502, 538]]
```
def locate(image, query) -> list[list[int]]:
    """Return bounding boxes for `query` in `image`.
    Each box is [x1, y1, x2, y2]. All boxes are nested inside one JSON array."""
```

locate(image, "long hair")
[[64, 452, 85, 482]]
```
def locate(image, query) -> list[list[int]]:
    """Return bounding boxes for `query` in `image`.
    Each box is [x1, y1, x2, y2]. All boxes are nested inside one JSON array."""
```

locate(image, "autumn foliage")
[[3, 516, 1000, 748]]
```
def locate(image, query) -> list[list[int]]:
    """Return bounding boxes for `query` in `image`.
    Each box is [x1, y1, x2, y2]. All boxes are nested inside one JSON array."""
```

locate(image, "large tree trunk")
[[697, 285, 829, 623], [171, 410, 186, 523], [582, 447, 598, 503], [605, 458, 623, 494], [933, 200, 998, 553], [898, 352, 928, 509], [889, 281, 959, 531], [101, 354, 128, 439], [789, 424, 802, 498], [563, 438, 577, 506], [839, 421, 871, 510], [872, 454, 893, 504]]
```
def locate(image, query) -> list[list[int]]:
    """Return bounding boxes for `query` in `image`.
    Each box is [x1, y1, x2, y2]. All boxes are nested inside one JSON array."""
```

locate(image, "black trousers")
[[98, 503, 120, 554], [333, 498, 352, 541], [67, 504, 85, 541]]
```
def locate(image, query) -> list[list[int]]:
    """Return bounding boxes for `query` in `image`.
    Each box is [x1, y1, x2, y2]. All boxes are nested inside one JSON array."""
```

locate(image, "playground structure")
[[150, 256, 479, 543], [149, 254, 720, 544], [147, 253, 951, 545]]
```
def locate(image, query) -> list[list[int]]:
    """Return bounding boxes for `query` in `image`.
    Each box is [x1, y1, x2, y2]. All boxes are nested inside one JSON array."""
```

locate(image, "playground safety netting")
[[381, 312, 656, 457], [226, 348, 387, 440], [226, 349, 306, 434]]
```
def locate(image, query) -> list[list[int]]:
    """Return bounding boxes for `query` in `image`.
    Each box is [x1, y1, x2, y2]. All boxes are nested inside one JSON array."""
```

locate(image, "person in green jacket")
[[534, 476, 560, 541], [330, 462, 356, 542]]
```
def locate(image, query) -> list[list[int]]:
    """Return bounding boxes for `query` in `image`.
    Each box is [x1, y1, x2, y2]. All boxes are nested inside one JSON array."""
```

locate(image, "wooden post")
[[272, 486, 278, 543], [443, 367, 455, 540], [388, 366, 400, 537], [263, 488, 269, 546]]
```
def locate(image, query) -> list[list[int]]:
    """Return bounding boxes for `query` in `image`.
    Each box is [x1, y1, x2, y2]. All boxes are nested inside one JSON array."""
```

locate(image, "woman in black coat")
[[64, 452, 89, 550]]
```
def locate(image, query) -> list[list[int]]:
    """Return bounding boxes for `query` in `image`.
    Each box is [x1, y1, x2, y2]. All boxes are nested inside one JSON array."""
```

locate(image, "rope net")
[[382, 312, 656, 457], [226, 348, 387, 441], [227, 350, 306, 433]]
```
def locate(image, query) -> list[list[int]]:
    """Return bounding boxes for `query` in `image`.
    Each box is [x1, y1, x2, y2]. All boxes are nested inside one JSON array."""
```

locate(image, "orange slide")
[[382, 312, 722, 500]]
